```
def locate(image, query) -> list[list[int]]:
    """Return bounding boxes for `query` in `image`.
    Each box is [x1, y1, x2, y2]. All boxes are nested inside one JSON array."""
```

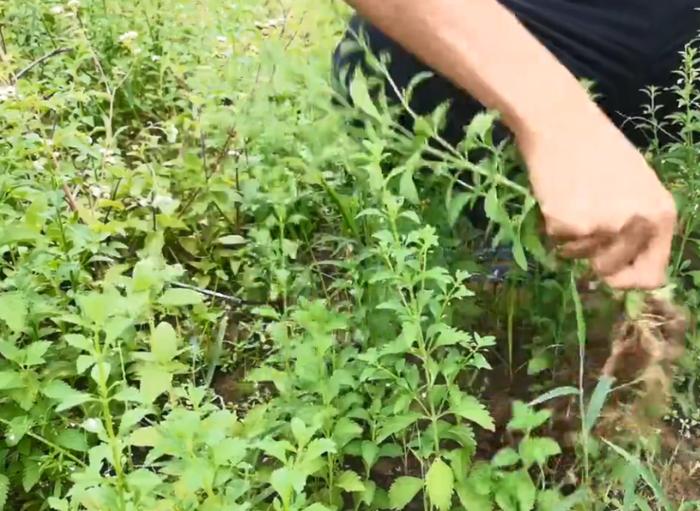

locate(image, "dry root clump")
[[598, 295, 687, 430]]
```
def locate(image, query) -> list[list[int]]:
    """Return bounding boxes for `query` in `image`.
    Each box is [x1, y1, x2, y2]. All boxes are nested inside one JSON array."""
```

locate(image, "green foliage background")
[[1, 1, 700, 510]]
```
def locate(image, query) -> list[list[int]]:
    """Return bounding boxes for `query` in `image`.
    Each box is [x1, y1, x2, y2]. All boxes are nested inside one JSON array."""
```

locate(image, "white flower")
[[83, 418, 101, 433], [67, 0, 80, 7], [151, 54, 161, 62], [0, 85, 17, 102], [217, 35, 228, 44], [50, 5, 64, 14], [153, 194, 177, 213], [118, 31, 138, 44]]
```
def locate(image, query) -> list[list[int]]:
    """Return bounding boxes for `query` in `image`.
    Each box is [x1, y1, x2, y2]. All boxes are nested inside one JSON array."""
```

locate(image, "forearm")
[[346, 0, 602, 146]]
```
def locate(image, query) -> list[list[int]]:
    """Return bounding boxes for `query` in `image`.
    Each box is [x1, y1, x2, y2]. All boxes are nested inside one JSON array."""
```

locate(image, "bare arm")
[[345, 0, 676, 290], [346, 0, 595, 144]]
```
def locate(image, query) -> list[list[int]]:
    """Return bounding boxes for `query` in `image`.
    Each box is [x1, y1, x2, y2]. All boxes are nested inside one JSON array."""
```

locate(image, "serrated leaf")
[[389, 476, 423, 509], [118, 408, 150, 437], [332, 417, 363, 448], [336, 470, 365, 492], [158, 288, 204, 307], [0, 292, 27, 333], [64, 334, 92, 351], [139, 366, 172, 403], [451, 392, 495, 431], [507, 401, 551, 434], [466, 111, 496, 142], [42, 380, 92, 411], [150, 322, 178, 362], [518, 437, 561, 467], [22, 461, 41, 492], [426, 457, 454, 511], [213, 437, 248, 467], [24, 341, 51, 366], [376, 412, 422, 442]]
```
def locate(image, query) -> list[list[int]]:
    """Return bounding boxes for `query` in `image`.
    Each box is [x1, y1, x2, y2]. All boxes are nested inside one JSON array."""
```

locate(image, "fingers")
[[604, 219, 673, 290], [590, 216, 655, 277], [558, 234, 610, 259]]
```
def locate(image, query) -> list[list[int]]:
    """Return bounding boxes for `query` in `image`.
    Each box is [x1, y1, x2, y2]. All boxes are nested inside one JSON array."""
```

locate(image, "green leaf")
[[603, 440, 673, 511], [270, 466, 306, 504], [129, 427, 160, 447], [495, 470, 536, 511], [64, 334, 92, 351], [0, 474, 8, 511], [0, 292, 27, 333], [22, 461, 41, 492], [447, 192, 472, 227], [507, 401, 551, 434], [426, 457, 454, 511], [291, 417, 313, 449], [42, 380, 92, 411], [77, 292, 110, 326], [77, 354, 95, 374], [570, 271, 586, 347], [528, 386, 579, 407], [303, 505, 333, 511], [484, 188, 500, 223], [332, 418, 363, 448], [511, 238, 528, 272], [584, 376, 614, 434], [389, 476, 423, 510], [466, 111, 496, 142], [213, 438, 248, 466], [47, 497, 68, 511], [150, 322, 179, 362], [399, 167, 419, 205], [451, 392, 495, 431], [349, 70, 381, 121], [139, 366, 172, 403], [90, 361, 111, 386], [492, 447, 520, 468], [0, 371, 23, 390], [158, 288, 204, 307], [456, 481, 493, 511], [24, 341, 51, 366], [336, 470, 365, 492], [376, 412, 422, 442], [216, 234, 247, 246], [518, 437, 561, 467]]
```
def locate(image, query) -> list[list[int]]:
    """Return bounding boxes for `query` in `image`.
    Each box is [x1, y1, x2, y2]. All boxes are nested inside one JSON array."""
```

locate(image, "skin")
[[346, 0, 677, 289]]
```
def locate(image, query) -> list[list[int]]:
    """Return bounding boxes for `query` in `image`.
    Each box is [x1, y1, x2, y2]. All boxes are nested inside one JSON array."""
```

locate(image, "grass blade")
[[528, 386, 580, 407], [603, 439, 673, 511], [584, 376, 614, 434]]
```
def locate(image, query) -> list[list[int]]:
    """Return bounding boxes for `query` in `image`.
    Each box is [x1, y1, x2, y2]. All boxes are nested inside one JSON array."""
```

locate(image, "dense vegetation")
[[1, 1, 700, 510]]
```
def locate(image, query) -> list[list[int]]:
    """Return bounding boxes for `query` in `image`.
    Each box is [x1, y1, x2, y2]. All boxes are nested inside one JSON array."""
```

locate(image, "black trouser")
[[332, 1, 700, 150]]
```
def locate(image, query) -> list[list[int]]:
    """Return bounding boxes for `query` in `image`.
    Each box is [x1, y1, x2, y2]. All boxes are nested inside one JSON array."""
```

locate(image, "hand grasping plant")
[[343, 0, 679, 290]]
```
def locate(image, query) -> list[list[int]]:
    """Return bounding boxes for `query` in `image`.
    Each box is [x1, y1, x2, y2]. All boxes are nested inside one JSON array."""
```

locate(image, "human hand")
[[518, 105, 676, 289]]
